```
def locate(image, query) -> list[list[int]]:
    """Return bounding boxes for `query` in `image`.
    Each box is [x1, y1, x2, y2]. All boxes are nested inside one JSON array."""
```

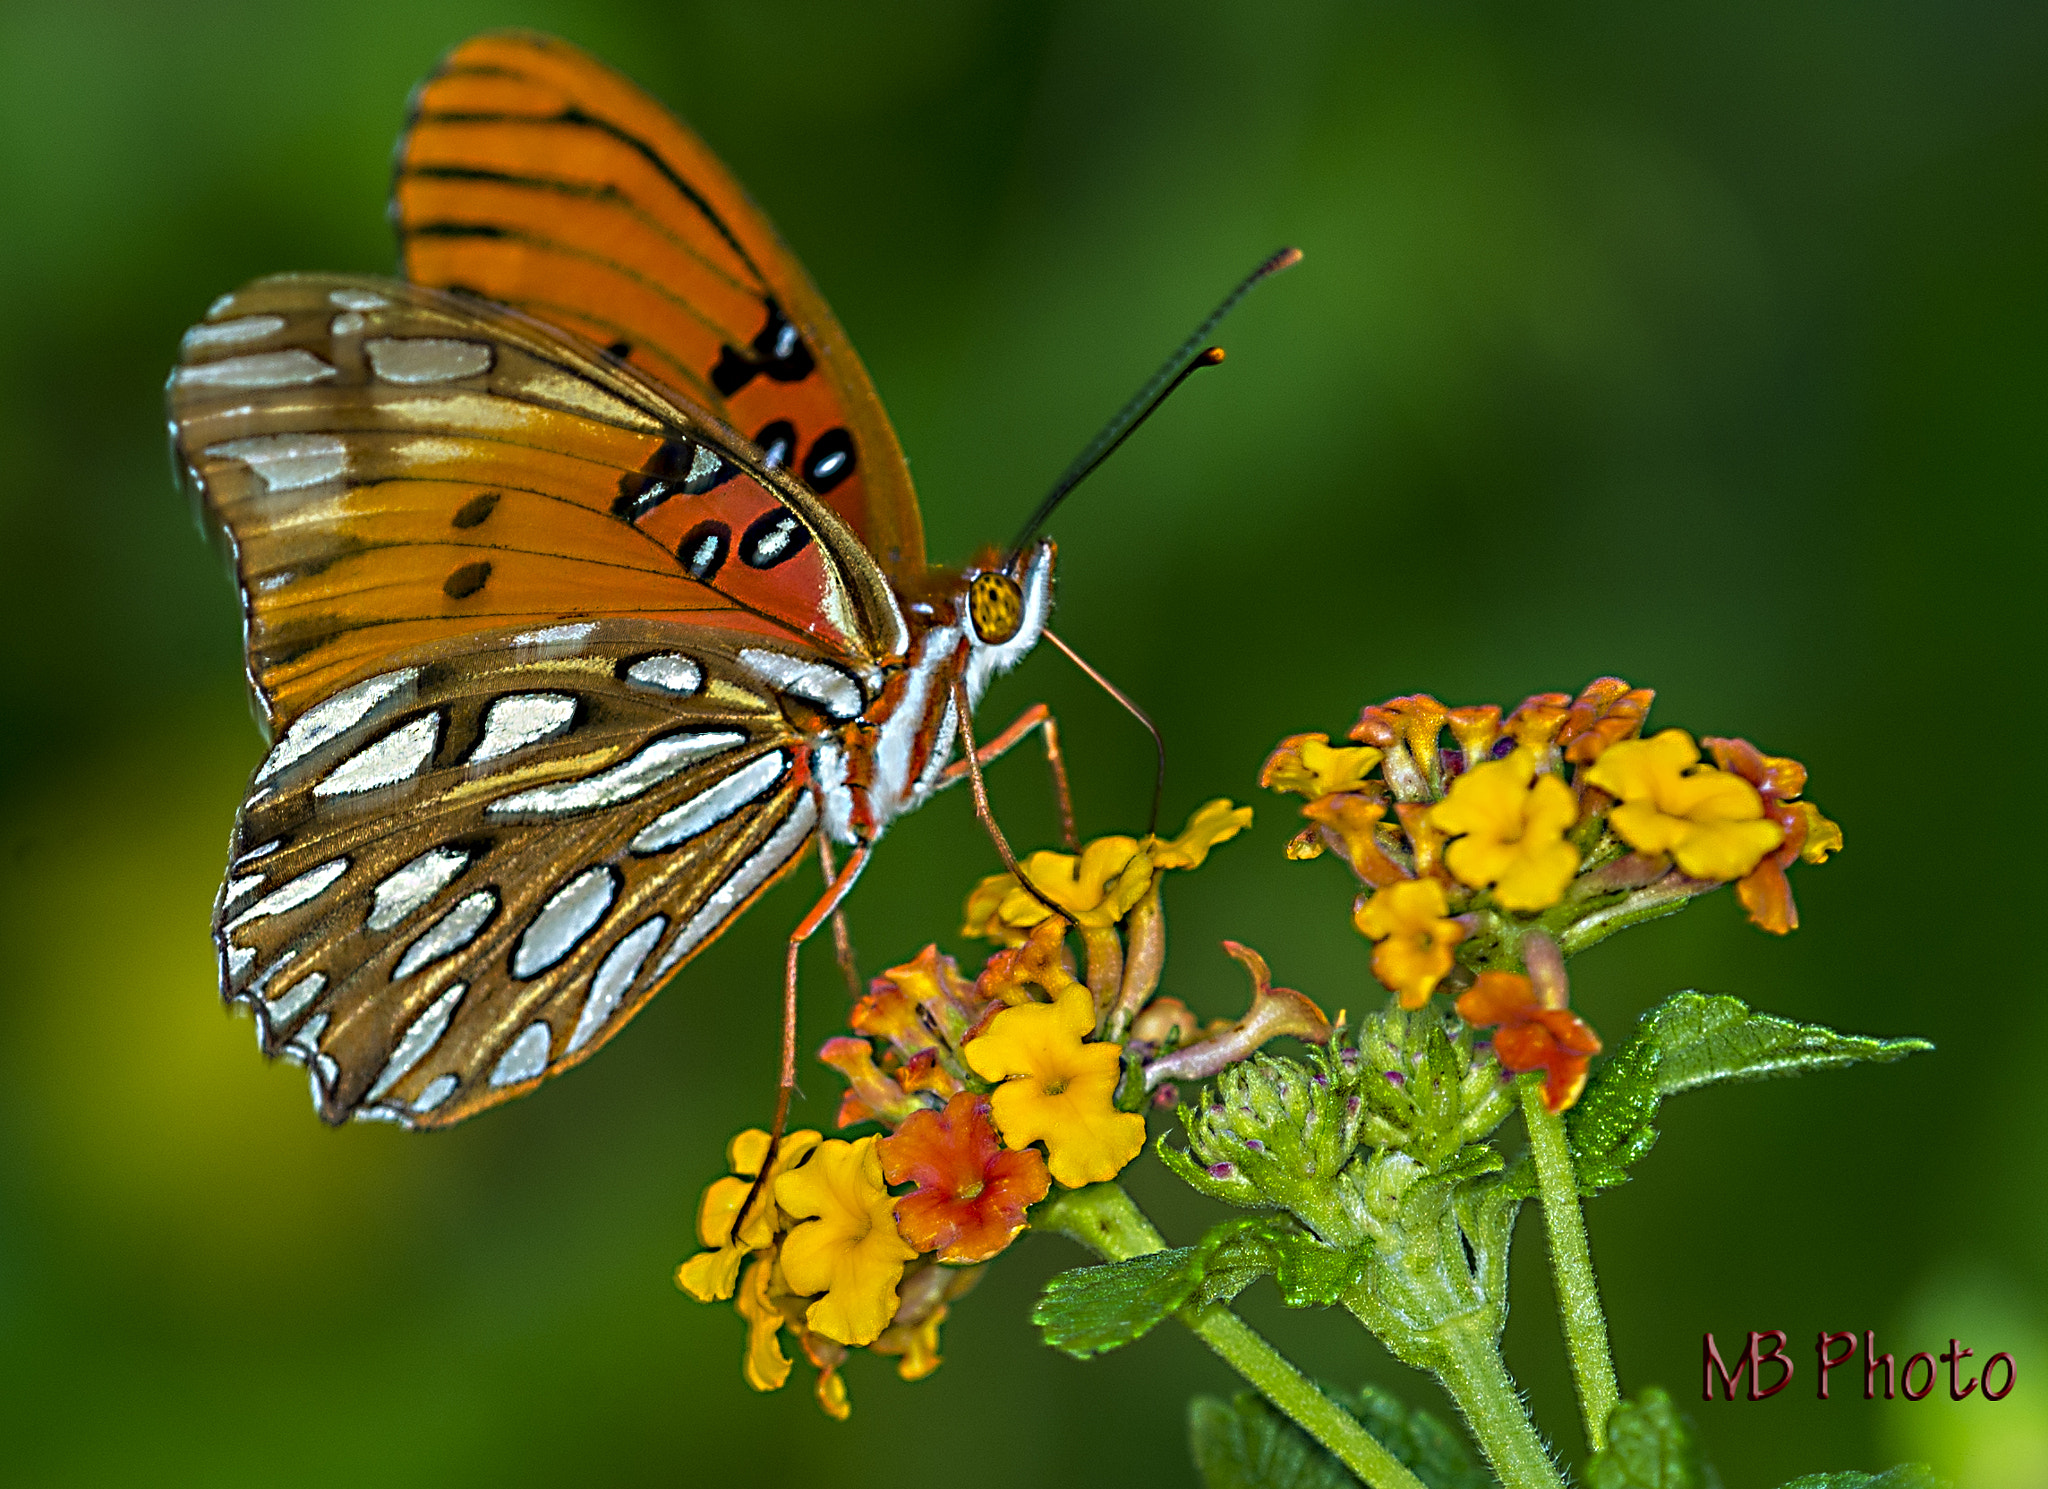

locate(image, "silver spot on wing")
[[470, 693, 577, 764], [312, 713, 441, 797], [330, 288, 388, 311], [653, 793, 818, 978], [367, 981, 467, 1102], [630, 751, 789, 853], [204, 433, 348, 492], [623, 653, 702, 696], [365, 336, 494, 383], [392, 888, 497, 980], [256, 669, 420, 783], [567, 915, 668, 1055], [224, 857, 350, 933], [176, 349, 336, 389], [367, 847, 472, 931], [505, 622, 599, 649], [490, 1021, 552, 1086], [223, 872, 266, 910], [512, 867, 618, 978], [267, 970, 326, 1028], [487, 732, 744, 818], [411, 1073, 459, 1114], [330, 311, 366, 337], [737, 648, 863, 720], [285, 1011, 329, 1065], [181, 314, 286, 353]]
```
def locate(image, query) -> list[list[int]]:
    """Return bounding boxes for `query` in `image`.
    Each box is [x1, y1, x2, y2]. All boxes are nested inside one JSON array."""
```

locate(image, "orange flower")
[[1454, 971, 1602, 1113], [1702, 736, 1844, 935], [880, 1092, 1050, 1263], [1352, 878, 1467, 1008]]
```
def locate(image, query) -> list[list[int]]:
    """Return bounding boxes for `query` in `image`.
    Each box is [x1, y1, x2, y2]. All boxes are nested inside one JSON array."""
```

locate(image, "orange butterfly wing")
[[391, 30, 927, 581]]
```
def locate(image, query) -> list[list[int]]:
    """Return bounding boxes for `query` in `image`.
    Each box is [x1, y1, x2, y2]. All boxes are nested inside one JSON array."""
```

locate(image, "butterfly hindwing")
[[170, 272, 907, 731], [392, 29, 927, 581], [214, 619, 834, 1127]]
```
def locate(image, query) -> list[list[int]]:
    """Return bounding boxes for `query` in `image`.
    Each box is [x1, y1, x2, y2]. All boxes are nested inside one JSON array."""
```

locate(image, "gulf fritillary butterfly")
[[171, 30, 1290, 1132]]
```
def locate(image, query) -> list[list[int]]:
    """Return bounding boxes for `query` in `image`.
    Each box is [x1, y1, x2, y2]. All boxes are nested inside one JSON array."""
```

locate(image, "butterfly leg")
[[936, 702, 1078, 850], [740, 839, 873, 1228], [814, 833, 864, 1000]]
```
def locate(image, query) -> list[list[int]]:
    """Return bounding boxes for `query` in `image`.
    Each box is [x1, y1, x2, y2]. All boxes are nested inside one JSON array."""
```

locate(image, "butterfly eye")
[[968, 573, 1024, 645]]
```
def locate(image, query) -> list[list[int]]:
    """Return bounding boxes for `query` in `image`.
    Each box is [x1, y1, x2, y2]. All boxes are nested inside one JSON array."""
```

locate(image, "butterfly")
[[172, 30, 1291, 1131]]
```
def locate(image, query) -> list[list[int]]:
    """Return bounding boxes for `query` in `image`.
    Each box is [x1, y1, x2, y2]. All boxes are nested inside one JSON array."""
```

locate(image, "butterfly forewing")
[[214, 619, 833, 1127], [171, 272, 906, 731], [392, 30, 927, 581]]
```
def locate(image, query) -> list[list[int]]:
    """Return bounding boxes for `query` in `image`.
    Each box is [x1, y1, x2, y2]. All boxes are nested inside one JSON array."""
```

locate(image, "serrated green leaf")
[[1587, 1388, 1713, 1489], [1644, 993, 1931, 1094], [1190, 1393, 1359, 1489], [1205, 1214, 1373, 1309], [1031, 1247, 1206, 1358], [1777, 1468, 1943, 1489], [1515, 994, 1932, 1197], [1351, 1384, 1492, 1489]]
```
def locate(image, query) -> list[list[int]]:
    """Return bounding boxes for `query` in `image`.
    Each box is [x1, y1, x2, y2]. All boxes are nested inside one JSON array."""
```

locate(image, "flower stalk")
[[1035, 1183, 1430, 1489], [1519, 1073, 1621, 1452]]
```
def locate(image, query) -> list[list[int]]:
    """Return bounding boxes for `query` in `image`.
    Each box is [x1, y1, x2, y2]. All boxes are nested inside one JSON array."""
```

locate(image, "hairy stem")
[[1521, 1075, 1621, 1451], [1036, 1184, 1428, 1489], [1431, 1321, 1570, 1489]]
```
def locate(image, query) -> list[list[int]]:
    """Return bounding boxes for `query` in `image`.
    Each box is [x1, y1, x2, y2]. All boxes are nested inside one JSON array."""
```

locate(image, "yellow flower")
[[1429, 748, 1581, 912], [1352, 877, 1467, 1008], [675, 1127, 822, 1302], [963, 801, 1251, 945], [1585, 729, 1785, 882], [965, 980, 1146, 1188], [735, 1253, 795, 1391], [1259, 733, 1384, 799], [1149, 798, 1255, 869], [774, 1136, 920, 1348]]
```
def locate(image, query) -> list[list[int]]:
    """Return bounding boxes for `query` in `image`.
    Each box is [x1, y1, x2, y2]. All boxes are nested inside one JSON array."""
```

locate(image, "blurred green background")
[[2, 1, 2044, 1484]]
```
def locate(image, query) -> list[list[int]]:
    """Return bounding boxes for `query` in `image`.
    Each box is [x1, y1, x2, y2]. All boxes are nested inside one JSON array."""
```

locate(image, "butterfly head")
[[962, 539, 1054, 700]]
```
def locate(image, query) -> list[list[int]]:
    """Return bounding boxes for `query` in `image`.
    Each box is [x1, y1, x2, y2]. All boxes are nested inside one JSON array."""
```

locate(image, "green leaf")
[[1204, 1214, 1373, 1309], [1506, 994, 1933, 1196], [1189, 1385, 1491, 1489], [1031, 1247, 1207, 1358], [1189, 1394, 1358, 1489], [1777, 1469, 1944, 1489], [1351, 1384, 1492, 1489], [1644, 993, 1931, 1094], [1586, 1387, 1714, 1489]]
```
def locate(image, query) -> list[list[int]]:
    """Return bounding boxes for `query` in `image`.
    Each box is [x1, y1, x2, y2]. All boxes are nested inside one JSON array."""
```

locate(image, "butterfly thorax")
[[816, 541, 1055, 848]]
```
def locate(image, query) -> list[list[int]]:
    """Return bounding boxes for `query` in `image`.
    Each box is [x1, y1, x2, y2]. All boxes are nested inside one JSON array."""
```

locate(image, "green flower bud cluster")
[[1352, 1007, 1516, 1168]]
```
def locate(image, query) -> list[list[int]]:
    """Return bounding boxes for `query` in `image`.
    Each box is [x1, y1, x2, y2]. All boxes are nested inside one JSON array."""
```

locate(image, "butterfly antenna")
[[1009, 246, 1303, 557]]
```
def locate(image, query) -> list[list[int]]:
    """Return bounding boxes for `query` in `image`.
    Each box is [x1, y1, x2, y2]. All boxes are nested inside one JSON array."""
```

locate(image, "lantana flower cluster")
[[678, 801, 1333, 1414], [1261, 679, 1842, 1111]]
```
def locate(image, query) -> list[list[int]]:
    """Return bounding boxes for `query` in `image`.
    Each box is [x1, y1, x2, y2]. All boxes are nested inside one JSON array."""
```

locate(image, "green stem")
[[1037, 1184, 1428, 1489], [1432, 1321, 1570, 1489], [1520, 1074, 1621, 1452]]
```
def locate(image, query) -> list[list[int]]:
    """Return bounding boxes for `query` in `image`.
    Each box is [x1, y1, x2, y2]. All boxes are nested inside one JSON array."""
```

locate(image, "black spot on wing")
[[739, 509, 811, 570], [801, 428, 856, 494], [444, 561, 491, 599], [678, 520, 730, 581], [451, 492, 500, 529], [710, 300, 815, 396]]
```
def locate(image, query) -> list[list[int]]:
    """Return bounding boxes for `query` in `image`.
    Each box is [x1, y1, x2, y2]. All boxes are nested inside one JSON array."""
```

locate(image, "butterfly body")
[[173, 36, 1059, 1129]]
